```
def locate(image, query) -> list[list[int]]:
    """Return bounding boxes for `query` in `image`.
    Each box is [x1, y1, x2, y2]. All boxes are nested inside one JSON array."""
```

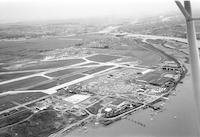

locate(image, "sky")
[[0, 0, 199, 23]]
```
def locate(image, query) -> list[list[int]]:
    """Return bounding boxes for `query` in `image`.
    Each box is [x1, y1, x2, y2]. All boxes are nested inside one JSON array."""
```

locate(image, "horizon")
[[1, 0, 200, 24]]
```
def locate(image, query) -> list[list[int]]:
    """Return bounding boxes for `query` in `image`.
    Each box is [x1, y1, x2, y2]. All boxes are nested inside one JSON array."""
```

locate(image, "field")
[[0, 109, 33, 129], [111, 98, 126, 106], [0, 71, 42, 81], [0, 38, 82, 63], [80, 62, 99, 66], [19, 59, 85, 70], [140, 53, 162, 66], [86, 54, 121, 62], [0, 107, 26, 119], [82, 65, 114, 75], [9, 109, 67, 137], [45, 67, 85, 77], [100, 49, 164, 66], [79, 96, 101, 108], [0, 76, 49, 92], [150, 77, 173, 86], [0, 101, 17, 112], [0, 92, 48, 104], [0, 108, 90, 137], [29, 74, 86, 90], [29, 80, 59, 90], [137, 71, 163, 82], [86, 101, 103, 115], [137, 72, 161, 82]]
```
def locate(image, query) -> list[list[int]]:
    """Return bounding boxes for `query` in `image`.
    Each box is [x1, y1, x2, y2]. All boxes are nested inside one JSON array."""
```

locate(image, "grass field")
[[0, 76, 49, 93], [45, 67, 85, 78], [82, 65, 114, 75], [9, 109, 66, 137], [111, 98, 126, 106], [19, 59, 85, 70], [0, 92, 48, 104], [86, 54, 121, 62], [79, 62, 99, 66], [140, 53, 162, 66], [0, 101, 17, 112], [0, 107, 26, 119], [29, 74, 86, 90], [0, 38, 82, 63], [0, 71, 42, 81], [0, 109, 33, 129], [86, 101, 103, 115], [137, 71, 166, 83], [29, 81, 58, 90]]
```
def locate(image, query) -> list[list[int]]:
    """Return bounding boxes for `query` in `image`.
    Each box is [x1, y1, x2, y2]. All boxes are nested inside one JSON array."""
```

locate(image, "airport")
[[0, 0, 199, 136]]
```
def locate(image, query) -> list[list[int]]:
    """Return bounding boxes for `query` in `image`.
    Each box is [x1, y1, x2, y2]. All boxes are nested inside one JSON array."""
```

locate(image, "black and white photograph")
[[0, 0, 200, 137]]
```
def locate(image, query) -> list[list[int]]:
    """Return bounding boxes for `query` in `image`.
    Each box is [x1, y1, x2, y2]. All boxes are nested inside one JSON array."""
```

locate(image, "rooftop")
[[63, 94, 90, 104]]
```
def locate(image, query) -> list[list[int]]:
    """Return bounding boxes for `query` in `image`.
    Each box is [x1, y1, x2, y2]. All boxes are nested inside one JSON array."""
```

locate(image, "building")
[[102, 102, 132, 118], [160, 61, 182, 73], [149, 77, 174, 87], [160, 61, 178, 68], [164, 73, 180, 82], [63, 94, 91, 104], [162, 65, 182, 73], [140, 69, 155, 75]]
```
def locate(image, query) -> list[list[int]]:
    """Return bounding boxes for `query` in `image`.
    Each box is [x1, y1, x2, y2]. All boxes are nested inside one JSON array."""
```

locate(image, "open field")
[[80, 62, 99, 66], [0, 92, 48, 104], [28, 81, 59, 90], [0, 101, 17, 112], [29, 74, 86, 90], [82, 65, 114, 75], [0, 108, 90, 137], [9, 109, 67, 137], [111, 98, 127, 106], [0, 76, 49, 93], [0, 109, 33, 129], [91, 49, 163, 66], [137, 71, 164, 82], [19, 59, 85, 70], [0, 38, 82, 61], [45, 67, 85, 78], [140, 53, 162, 66], [0, 107, 27, 119], [86, 101, 103, 115], [86, 54, 121, 62], [0, 71, 42, 81]]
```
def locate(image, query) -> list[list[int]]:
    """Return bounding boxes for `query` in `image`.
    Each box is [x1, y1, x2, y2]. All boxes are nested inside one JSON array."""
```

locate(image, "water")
[[67, 65, 200, 137]]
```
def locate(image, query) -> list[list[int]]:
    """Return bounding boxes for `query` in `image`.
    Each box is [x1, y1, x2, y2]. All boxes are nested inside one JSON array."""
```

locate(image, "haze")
[[0, 0, 199, 23]]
